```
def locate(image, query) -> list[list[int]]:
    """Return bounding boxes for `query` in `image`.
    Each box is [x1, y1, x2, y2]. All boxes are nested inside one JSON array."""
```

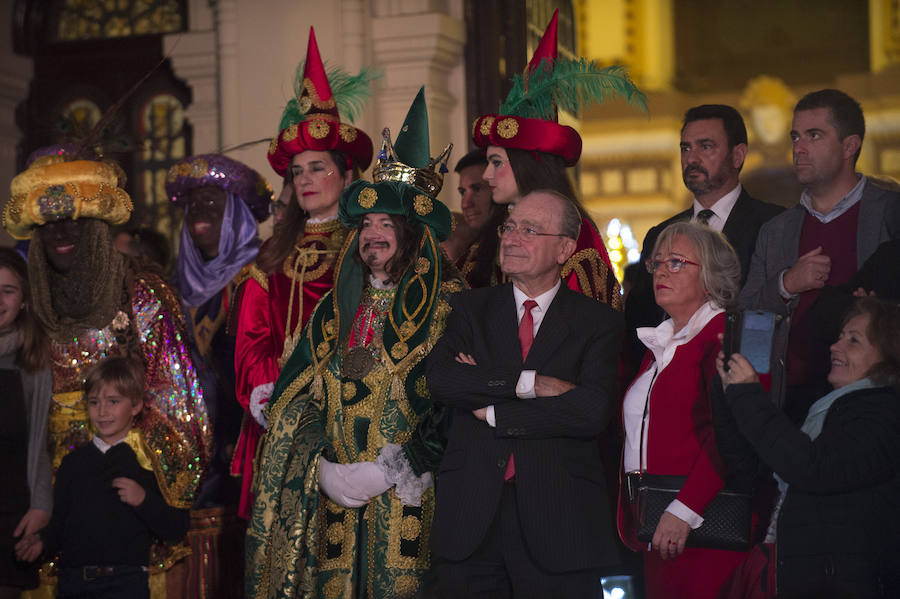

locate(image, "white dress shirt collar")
[[512, 279, 561, 329], [692, 183, 741, 232], [92, 434, 128, 454]]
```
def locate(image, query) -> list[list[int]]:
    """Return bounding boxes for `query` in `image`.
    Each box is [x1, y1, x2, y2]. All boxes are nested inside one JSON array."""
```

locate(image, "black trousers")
[[58, 567, 149, 599], [436, 483, 602, 599]]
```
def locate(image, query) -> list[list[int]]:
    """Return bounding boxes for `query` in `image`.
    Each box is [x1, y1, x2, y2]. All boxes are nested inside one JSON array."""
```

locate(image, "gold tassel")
[[311, 373, 325, 401], [390, 374, 406, 403]]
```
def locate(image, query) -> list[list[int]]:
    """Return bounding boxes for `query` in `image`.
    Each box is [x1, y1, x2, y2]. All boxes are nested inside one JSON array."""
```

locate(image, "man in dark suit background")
[[428, 190, 624, 598], [625, 104, 782, 372]]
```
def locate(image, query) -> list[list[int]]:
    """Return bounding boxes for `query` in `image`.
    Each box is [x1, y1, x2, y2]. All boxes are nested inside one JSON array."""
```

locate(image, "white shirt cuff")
[[778, 269, 796, 301], [485, 405, 496, 427], [666, 499, 705, 529], [516, 370, 536, 398]]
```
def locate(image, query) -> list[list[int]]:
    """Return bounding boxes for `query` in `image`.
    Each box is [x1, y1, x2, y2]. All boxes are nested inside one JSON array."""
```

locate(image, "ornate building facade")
[[2, 0, 898, 278]]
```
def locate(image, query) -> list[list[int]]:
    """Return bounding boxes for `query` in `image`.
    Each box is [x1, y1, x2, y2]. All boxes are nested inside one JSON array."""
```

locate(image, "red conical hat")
[[527, 8, 558, 76], [267, 27, 373, 176], [472, 9, 581, 165], [296, 28, 340, 121]]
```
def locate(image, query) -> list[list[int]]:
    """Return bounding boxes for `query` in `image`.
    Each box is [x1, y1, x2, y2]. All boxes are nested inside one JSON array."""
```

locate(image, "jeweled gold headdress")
[[372, 129, 452, 199], [4, 156, 133, 239]]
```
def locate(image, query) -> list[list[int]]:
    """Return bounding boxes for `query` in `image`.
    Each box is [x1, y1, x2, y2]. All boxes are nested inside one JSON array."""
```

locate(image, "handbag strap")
[[637, 362, 659, 474]]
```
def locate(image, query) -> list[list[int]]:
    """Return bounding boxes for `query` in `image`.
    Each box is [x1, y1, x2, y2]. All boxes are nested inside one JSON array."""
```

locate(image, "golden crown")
[[371, 128, 453, 198]]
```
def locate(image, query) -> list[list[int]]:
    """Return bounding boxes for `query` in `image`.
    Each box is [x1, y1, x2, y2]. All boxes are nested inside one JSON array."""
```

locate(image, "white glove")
[[249, 383, 274, 429], [341, 461, 392, 499], [318, 458, 389, 508]]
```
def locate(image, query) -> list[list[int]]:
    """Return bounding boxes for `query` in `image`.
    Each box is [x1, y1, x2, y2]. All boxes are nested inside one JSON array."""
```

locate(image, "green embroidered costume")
[[246, 88, 463, 599]]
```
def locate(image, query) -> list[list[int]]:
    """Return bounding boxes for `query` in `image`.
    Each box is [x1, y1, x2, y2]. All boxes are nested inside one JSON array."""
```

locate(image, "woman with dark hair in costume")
[[471, 9, 646, 308], [232, 27, 376, 520]]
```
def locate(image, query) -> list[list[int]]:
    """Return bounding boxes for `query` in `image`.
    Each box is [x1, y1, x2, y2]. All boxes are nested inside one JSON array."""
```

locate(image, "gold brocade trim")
[[52, 390, 83, 407], [358, 187, 377, 209], [561, 248, 624, 311], [313, 229, 355, 376], [188, 300, 226, 358], [479, 115, 495, 137], [142, 429, 194, 510], [279, 227, 346, 368], [303, 77, 337, 110], [149, 571, 167, 598], [123, 428, 154, 472], [386, 488, 433, 570], [496, 117, 519, 139], [307, 120, 330, 139], [282, 124, 299, 143], [232, 263, 255, 289], [414, 376, 430, 399], [390, 342, 409, 360], [304, 219, 344, 235], [268, 366, 315, 428], [395, 575, 419, 597], [281, 241, 342, 283], [413, 195, 432, 216], [386, 231, 439, 346], [318, 501, 357, 571], [149, 542, 192, 575], [378, 281, 455, 388], [339, 124, 357, 143]]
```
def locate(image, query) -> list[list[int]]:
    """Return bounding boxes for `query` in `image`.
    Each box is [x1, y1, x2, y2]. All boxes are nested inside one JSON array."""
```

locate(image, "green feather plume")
[[499, 58, 648, 120], [278, 61, 379, 131]]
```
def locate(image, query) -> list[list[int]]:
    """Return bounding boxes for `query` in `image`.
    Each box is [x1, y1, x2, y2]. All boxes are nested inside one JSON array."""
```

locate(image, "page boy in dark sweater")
[[15, 357, 189, 598]]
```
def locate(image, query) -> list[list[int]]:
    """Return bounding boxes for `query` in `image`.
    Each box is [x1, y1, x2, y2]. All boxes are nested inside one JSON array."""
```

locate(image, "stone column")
[[369, 0, 466, 209], [163, 0, 219, 155]]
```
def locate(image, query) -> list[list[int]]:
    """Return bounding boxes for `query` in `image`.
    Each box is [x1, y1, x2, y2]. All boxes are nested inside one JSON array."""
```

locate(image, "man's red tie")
[[506, 299, 538, 481]]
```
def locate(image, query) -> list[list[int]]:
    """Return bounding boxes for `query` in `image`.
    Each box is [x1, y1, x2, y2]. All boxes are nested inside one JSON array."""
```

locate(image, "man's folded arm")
[[493, 314, 622, 439], [426, 299, 521, 409]]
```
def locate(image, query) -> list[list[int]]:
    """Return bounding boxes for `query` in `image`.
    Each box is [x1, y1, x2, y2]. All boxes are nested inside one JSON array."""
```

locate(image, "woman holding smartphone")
[[715, 296, 900, 598]]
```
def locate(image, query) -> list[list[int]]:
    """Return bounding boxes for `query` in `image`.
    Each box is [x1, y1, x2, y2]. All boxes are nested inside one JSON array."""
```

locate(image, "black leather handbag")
[[627, 472, 752, 551], [627, 363, 752, 552]]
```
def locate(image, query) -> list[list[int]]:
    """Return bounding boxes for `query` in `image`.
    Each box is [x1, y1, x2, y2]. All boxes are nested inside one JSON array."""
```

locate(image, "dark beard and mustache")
[[361, 241, 392, 267], [682, 153, 734, 196]]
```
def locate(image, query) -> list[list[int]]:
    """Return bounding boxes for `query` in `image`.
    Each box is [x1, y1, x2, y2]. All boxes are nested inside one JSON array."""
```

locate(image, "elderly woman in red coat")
[[618, 221, 747, 598]]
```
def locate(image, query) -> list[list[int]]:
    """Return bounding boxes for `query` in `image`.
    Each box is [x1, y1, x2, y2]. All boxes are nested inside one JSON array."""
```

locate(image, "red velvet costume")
[[232, 221, 347, 518], [231, 25, 372, 520], [563, 217, 622, 310], [618, 312, 747, 599]]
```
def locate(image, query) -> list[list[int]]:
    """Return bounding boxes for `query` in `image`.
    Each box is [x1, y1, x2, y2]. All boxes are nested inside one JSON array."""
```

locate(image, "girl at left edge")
[[0, 247, 52, 599]]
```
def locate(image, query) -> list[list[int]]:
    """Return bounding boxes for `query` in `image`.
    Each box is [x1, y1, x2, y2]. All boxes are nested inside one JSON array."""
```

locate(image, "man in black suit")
[[428, 190, 624, 598], [624, 104, 782, 372]]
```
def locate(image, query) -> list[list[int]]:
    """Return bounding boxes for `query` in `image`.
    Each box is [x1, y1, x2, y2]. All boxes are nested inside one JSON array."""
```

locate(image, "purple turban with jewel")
[[167, 154, 273, 307]]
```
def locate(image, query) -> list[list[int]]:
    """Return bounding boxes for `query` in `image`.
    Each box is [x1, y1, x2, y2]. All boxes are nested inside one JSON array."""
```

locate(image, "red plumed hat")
[[472, 9, 646, 166], [267, 27, 375, 176]]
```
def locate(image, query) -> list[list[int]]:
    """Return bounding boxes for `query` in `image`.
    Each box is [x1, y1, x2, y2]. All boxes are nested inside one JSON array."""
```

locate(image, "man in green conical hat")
[[245, 87, 464, 599]]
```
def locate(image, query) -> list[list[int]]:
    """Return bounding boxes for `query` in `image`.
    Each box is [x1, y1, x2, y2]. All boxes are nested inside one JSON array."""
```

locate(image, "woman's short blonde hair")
[[652, 221, 741, 310]]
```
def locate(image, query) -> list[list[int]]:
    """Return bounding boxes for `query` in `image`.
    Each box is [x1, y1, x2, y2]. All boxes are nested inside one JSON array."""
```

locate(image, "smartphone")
[[723, 310, 777, 374]]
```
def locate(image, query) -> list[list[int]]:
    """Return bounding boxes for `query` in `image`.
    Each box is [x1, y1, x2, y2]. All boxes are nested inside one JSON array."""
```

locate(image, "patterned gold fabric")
[[245, 278, 460, 599]]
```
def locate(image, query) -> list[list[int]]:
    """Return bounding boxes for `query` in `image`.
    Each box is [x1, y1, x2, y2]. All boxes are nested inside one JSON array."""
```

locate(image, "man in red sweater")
[[740, 89, 900, 422]]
